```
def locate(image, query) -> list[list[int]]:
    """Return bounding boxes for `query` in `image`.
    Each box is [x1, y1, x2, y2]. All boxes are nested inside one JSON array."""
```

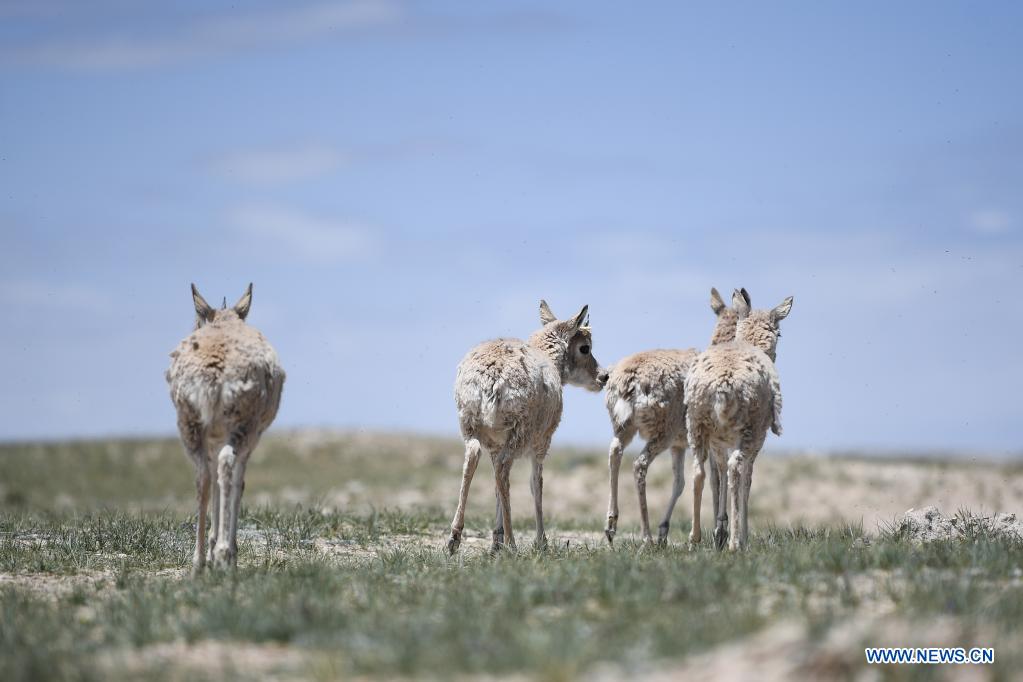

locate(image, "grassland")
[[1, 431, 1022, 680]]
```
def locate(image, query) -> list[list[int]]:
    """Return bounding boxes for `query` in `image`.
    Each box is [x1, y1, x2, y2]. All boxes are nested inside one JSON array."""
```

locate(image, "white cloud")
[[967, 209, 1012, 235], [230, 204, 378, 264], [206, 137, 463, 185], [0, 280, 113, 313], [211, 144, 345, 184], [8, 0, 404, 70]]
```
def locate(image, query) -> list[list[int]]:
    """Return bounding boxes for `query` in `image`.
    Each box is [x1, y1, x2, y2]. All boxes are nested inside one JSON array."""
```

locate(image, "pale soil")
[[96, 641, 314, 682], [9, 430, 1018, 534], [250, 448, 1023, 539], [89, 611, 1010, 682], [897, 505, 1023, 542], [5, 431, 1021, 681], [5, 518, 1019, 682], [0, 568, 186, 599], [588, 616, 1001, 682]]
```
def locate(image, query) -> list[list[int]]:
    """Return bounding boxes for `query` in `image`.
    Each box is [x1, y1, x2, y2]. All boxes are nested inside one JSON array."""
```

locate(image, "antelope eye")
[[579, 345, 590, 355]]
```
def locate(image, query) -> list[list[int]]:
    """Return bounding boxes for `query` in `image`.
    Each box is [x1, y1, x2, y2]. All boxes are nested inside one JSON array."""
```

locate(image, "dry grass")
[[1, 430, 1021, 680], [3, 429, 1019, 535]]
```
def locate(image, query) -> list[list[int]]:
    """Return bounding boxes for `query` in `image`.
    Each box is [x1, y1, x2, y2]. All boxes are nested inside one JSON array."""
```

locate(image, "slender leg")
[[726, 449, 745, 551], [530, 457, 547, 550], [717, 450, 730, 525], [657, 445, 686, 546], [176, 412, 208, 575], [226, 452, 250, 564], [192, 458, 210, 576], [604, 429, 633, 545], [634, 438, 668, 545], [494, 455, 515, 550], [206, 468, 219, 564], [491, 496, 504, 551], [739, 456, 754, 549], [689, 449, 705, 545], [213, 445, 237, 568], [735, 435, 763, 550], [447, 438, 482, 554], [707, 453, 718, 525], [713, 448, 730, 551]]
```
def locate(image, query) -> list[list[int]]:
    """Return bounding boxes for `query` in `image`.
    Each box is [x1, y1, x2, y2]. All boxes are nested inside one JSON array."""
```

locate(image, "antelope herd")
[[168, 284, 792, 572]]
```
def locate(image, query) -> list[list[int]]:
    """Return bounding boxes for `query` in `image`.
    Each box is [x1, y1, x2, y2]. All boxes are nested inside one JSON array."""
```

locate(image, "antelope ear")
[[732, 289, 751, 319], [771, 296, 793, 322], [571, 304, 589, 330], [191, 283, 214, 322], [739, 287, 751, 308], [709, 287, 726, 315], [233, 283, 253, 320], [539, 299, 557, 325]]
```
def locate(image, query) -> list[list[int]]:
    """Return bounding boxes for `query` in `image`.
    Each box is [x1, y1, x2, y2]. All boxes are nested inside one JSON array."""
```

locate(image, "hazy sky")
[[1, 1, 1021, 454]]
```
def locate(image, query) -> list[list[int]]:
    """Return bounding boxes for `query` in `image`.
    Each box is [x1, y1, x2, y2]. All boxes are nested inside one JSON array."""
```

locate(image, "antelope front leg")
[[490, 497, 504, 551], [726, 449, 745, 551], [712, 449, 729, 551], [447, 438, 481, 554], [213, 445, 237, 568], [634, 441, 665, 545], [192, 459, 211, 576], [739, 456, 754, 549], [206, 475, 219, 564], [226, 453, 250, 566], [605, 435, 626, 545], [689, 450, 706, 545], [530, 457, 547, 550], [494, 456, 515, 551], [657, 446, 686, 546]]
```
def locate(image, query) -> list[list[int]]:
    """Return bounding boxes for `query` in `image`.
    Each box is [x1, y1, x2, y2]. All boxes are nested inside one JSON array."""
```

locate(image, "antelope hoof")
[[446, 530, 461, 555], [604, 515, 618, 546], [535, 534, 548, 552], [657, 523, 670, 547], [713, 526, 729, 552], [213, 546, 236, 569]]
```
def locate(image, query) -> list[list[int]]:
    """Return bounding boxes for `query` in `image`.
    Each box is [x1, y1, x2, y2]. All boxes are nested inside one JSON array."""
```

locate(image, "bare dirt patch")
[[895, 506, 1023, 542], [590, 615, 995, 682], [0, 567, 185, 599], [96, 641, 313, 682]]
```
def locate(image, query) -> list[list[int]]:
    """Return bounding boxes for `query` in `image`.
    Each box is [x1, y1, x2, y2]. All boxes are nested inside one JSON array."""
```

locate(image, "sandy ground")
[[247, 448, 1023, 537], [4, 433, 1021, 681], [587, 616, 1000, 682], [5, 505, 1020, 682]]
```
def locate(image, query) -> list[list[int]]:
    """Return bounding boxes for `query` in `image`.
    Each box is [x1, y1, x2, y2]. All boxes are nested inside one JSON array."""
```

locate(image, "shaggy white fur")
[[166, 283, 284, 573], [685, 289, 792, 551], [446, 300, 608, 553], [601, 288, 745, 546]]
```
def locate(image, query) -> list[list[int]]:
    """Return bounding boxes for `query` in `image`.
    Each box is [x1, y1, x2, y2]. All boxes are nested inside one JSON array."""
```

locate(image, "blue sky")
[[1, 1, 1020, 454]]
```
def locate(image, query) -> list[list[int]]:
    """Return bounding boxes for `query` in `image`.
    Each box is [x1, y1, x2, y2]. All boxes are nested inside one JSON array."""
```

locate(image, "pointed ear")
[[233, 283, 253, 320], [709, 288, 726, 315], [739, 287, 751, 308], [191, 283, 214, 322], [571, 304, 589, 330], [539, 299, 557, 325], [732, 289, 751, 319], [771, 296, 793, 322]]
